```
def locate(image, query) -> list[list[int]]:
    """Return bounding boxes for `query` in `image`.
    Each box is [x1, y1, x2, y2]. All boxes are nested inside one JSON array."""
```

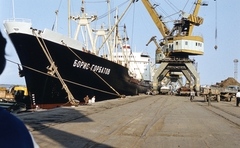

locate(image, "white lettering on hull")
[[73, 60, 111, 75]]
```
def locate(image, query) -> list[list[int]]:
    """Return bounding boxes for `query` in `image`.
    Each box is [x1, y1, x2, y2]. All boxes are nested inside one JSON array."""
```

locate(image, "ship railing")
[[4, 18, 31, 23]]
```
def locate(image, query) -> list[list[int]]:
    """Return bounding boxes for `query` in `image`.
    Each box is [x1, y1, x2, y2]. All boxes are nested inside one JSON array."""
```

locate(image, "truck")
[[159, 86, 170, 95], [0, 85, 28, 112], [176, 86, 191, 96], [0, 87, 14, 100], [200, 85, 239, 102]]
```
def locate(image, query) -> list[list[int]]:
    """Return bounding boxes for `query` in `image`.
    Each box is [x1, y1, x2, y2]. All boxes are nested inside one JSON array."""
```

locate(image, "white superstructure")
[[112, 44, 152, 82]]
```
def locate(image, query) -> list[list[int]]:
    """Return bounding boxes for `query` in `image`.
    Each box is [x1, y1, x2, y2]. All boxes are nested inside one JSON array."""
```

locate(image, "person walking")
[[236, 89, 240, 107], [84, 95, 89, 105], [208, 89, 212, 99], [208, 88, 212, 106], [190, 89, 195, 102]]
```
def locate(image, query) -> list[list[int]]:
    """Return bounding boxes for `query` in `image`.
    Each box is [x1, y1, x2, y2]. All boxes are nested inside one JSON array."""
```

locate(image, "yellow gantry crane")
[[142, 0, 208, 95]]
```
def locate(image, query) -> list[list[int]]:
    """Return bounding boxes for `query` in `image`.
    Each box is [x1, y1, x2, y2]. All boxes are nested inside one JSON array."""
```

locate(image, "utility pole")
[[234, 59, 238, 81]]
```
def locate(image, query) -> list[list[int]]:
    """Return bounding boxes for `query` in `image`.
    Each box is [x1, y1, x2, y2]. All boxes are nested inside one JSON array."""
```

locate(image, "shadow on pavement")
[[16, 107, 112, 148]]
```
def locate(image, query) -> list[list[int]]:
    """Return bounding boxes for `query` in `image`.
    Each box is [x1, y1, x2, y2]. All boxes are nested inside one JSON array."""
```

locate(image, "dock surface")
[[16, 95, 240, 148]]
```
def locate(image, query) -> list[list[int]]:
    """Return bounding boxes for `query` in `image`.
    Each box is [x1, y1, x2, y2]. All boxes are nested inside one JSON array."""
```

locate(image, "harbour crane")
[[142, 0, 208, 95]]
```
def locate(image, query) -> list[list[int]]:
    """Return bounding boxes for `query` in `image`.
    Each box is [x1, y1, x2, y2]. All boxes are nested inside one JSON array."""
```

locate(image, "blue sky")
[[0, 0, 240, 86]]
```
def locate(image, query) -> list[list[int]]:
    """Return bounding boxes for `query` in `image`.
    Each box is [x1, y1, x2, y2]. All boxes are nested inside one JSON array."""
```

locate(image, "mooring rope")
[[61, 40, 123, 98], [6, 59, 120, 97], [33, 30, 79, 106]]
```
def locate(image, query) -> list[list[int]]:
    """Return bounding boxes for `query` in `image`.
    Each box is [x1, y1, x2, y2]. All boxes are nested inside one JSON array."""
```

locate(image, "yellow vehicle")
[[11, 85, 29, 96], [0, 85, 29, 112], [0, 87, 14, 100]]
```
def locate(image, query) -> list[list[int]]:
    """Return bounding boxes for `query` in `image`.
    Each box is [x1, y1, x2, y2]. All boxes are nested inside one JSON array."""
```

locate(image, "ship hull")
[[7, 31, 150, 109]]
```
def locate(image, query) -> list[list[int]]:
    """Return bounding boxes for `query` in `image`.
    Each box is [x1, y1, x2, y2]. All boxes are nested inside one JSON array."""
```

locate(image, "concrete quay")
[[15, 95, 240, 148]]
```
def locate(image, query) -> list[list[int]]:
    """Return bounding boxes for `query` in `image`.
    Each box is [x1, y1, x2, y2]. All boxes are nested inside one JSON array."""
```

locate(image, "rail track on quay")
[[15, 94, 240, 148], [195, 99, 240, 128]]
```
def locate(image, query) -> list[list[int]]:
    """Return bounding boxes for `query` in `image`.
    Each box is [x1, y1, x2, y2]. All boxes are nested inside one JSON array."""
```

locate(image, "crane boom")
[[188, 0, 204, 35], [141, 0, 170, 38]]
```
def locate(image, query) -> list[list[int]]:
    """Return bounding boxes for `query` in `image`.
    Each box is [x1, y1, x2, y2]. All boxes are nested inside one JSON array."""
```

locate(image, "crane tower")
[[142, 0, 208, 95]]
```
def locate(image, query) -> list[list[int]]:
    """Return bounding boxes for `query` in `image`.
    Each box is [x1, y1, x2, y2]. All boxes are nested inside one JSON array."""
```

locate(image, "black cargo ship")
[[4, 1, 151, 109]]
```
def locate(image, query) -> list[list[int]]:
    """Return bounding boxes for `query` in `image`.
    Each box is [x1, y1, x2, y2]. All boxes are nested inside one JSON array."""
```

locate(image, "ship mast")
[[12, 0, 16, 20], [97, 0, 136, 52], [107, 0, 113, 60]]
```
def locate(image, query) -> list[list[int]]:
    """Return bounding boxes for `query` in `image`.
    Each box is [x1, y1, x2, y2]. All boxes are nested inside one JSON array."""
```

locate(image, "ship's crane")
[[142, 0, 208, 95]]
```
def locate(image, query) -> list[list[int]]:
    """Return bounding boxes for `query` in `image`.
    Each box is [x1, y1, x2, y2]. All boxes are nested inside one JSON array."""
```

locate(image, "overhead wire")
[[153, 1, 169, 18], [149, 0, 172, 29], [152, 0, 186, 24], [51, 0, 63, 31], [165, 0, 179, 12], [184, 0, 191, 13], [127, 2, 146, 81], [97, 0, 129, 20]]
